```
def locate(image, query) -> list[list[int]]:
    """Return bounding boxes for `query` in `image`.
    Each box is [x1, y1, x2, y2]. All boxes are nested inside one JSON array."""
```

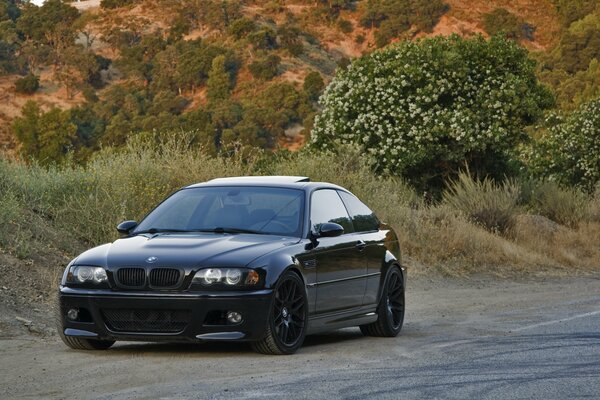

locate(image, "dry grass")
[[1, 140, 599, 277]]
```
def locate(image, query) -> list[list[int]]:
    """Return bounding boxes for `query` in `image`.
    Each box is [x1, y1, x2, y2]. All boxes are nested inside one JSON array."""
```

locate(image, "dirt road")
[[1, 275, 599, 399]]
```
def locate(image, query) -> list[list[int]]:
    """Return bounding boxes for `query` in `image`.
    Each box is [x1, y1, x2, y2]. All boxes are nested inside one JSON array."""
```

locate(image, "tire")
[[252, 271, 308, 355], [360, 266, 405, 337], [55, 301, 115, 351]]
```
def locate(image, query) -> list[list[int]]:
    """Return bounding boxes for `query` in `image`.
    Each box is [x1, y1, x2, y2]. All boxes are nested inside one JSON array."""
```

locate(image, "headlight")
[[67, 266, 109, 285], [192, 268, 260, 287]]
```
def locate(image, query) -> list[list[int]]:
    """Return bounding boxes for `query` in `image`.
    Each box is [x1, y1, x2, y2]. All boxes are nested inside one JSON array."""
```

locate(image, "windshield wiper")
[[133, 228, 192, 235], [133, 227, 266, 235], [207, 227, 266, 234]]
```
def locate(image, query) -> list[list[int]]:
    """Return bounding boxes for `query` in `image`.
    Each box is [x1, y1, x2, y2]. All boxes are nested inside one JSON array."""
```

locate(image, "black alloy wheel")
[[360, 266, 405, 337], [252, 271, 307, 355]]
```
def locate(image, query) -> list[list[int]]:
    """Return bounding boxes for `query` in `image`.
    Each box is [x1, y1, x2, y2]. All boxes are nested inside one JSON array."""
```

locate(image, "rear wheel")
[[360, 266, 404, 337], [252, 271, 307, 355]]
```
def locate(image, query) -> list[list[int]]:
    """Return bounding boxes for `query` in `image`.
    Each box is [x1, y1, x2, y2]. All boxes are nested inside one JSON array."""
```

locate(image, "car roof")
[[184, 176, 348, 192]]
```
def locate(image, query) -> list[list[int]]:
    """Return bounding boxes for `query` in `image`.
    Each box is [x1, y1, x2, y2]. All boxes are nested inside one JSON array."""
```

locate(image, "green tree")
[[16, 0, 79, 64], [12, 101, 77, 165], [552, 0, 599, 27], [248, 27, 277, 50], [228, 17, 256, 39], [483, 8, 532, 40], [311, 35, 554, 190], [525, 98, 600, 191], [360, 0, 448, 46], [303, 71, 324, 101], [206, 55, 232, 103], [15, 73, 39, 94], [556, 13, 600, 73], [248, 54, 280, 81]]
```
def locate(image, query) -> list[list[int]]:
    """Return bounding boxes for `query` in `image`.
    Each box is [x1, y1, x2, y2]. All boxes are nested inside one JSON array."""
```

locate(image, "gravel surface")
[[1, 275, 599, 399]]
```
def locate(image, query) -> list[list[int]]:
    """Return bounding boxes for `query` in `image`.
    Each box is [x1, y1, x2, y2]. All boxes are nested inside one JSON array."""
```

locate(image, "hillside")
[[0, 0, 571, 158]]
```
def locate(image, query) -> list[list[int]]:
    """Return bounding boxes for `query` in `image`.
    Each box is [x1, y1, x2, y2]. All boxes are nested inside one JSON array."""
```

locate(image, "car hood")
[[74, 233, 301, 270]]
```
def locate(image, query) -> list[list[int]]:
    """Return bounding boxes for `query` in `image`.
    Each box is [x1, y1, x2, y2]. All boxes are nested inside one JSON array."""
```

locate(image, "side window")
[[338, 191, 380, 232], [310, 189, 354, 234]]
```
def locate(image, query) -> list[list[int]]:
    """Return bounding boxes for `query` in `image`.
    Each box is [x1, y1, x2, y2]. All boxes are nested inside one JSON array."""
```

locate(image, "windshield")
[[134, 186, 305, 237]]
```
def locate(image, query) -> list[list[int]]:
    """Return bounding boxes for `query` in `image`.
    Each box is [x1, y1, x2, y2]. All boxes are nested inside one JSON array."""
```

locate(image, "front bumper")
[[58, 286, 273, 342]]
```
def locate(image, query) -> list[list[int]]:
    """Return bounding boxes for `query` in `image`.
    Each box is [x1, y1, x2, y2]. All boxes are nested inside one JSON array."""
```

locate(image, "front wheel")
[[360, 266, 405, 337], [252, 271, 308, 355], [59, 334, 115, 350]]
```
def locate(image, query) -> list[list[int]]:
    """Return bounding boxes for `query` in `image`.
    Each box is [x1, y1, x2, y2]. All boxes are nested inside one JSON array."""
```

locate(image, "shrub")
[[100, 0, 138, 9], [248, 54, 281, 81], [311, 35, 554, 192], [248, 28, 277, 50], [228, 18, 257, 39], [360, 0, 448, 46], [15, 74, 39, 94], [482, 8, 533, 40], [443, 171, 520, 234], [303, 71, 325, 101], [277, 24, 304, 56], [525, 98, 600, 191], [338, 19, 353, 33], [525, 181, 587, 227]]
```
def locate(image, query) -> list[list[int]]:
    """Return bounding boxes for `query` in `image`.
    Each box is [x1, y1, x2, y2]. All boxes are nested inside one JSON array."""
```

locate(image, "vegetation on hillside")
[[1, 140, 598, 275], [1, 0, 599, 276]]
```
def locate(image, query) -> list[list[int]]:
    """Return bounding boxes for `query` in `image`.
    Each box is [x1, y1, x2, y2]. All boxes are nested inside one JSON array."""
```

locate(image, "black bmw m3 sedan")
[[57, 176, 406, 354]]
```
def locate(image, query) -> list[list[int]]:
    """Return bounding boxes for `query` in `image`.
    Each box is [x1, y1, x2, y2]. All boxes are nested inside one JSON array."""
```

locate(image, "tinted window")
[[310, 189, 354, 234], [135, 186, 304, 237], [338, 191, 380, 232]]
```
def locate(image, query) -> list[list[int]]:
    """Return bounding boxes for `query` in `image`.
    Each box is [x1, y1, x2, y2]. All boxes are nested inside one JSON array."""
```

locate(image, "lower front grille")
[[102, 309, 191, 333]]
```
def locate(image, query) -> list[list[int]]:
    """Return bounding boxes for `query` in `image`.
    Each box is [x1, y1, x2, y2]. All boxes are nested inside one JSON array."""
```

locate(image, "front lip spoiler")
[[196, 332, 246, 340], [64, 329, 248, 341], [59, 286, 273, 298], [64, 328, 99, 338]]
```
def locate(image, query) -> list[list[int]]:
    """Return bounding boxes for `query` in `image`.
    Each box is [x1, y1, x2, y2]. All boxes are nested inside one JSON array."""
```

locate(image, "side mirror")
[[116, 220, 137, 235], [318, 222, 344, 238]]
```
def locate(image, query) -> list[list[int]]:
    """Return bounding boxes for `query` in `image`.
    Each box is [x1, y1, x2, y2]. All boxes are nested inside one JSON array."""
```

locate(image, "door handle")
[[355, 241, 366, 251]]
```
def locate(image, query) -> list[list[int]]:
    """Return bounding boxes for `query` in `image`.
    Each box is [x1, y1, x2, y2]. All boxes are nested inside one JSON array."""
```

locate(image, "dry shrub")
[[443, 172, 519, 234], [526, 181, 588, 227], [588, 184, 600, 222], [513, 216, 600, 270]]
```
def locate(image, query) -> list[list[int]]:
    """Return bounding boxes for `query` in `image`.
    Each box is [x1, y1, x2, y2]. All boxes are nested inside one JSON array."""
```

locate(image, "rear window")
[[338, 191, 380, 232]]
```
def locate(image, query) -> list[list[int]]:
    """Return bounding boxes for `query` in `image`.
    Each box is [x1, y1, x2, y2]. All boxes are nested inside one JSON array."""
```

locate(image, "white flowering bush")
[[525, 98, 600, 192], [311, 35, 553, 189]]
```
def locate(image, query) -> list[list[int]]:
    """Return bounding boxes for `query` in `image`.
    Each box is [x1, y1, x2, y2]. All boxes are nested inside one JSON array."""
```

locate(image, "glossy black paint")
[[116, 220, 138, 235], [58, 176, 405, 345]]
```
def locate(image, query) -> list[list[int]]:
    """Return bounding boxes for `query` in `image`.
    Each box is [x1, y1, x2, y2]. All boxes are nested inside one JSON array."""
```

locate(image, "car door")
[[309, 189, 368, 314], [338, 191, 386, 306]]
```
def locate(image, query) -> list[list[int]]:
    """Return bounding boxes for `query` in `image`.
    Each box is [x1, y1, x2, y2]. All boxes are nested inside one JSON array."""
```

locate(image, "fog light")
[[226, 311, 242, 324], [67, 308, 79, 321]]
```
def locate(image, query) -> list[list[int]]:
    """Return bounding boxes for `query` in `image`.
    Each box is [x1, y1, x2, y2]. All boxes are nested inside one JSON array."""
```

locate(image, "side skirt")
[[306, 305, 378, 335]]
